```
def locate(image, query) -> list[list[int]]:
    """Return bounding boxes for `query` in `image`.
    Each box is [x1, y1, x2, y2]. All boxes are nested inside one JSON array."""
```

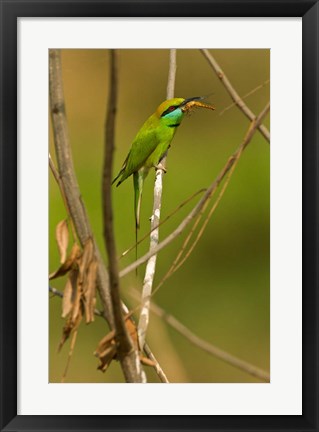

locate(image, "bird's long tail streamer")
[[133, 171, 144, 274]]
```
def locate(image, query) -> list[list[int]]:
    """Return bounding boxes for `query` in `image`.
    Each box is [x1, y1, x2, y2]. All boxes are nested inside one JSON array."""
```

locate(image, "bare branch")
[[103, 49, 144, 382], [120, 103, 270, 278], [103, 49, 118, 254], [49, 49, 113, 328], [166, 49, 177, 99], [130, 288, 269, 382], [200, 49, 270, 143], [137, 49, 177, 348], [144, 343, 170, 383], [150, 302, 270, 382]]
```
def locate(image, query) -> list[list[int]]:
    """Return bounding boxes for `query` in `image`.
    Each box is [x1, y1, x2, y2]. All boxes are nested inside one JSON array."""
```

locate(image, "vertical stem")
[[49, 49, 113, 327], [103, 50, 144, 382], [166, 49, 177, 100], [103, 50, 118, 254], [138, 49, 177, 347]]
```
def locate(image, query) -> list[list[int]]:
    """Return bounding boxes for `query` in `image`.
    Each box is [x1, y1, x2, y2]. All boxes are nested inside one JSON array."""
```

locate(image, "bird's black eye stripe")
[[161, 105, 178, 117]]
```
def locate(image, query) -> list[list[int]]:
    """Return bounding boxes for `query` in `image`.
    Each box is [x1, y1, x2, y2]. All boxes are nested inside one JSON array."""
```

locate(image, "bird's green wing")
[[120, 117, 159, 180], [112, 151, 130, 185]]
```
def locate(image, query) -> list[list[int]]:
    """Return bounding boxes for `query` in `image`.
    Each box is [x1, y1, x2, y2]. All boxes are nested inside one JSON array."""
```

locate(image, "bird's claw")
[[155, 163, 167, 173]]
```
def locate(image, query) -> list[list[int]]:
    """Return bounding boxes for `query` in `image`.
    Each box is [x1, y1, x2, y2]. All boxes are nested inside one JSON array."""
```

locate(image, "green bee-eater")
[[112, 96, 215, 238]]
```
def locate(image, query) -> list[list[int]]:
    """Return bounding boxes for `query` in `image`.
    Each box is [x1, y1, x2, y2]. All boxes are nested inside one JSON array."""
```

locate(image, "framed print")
[[0, 0, 318, 431]]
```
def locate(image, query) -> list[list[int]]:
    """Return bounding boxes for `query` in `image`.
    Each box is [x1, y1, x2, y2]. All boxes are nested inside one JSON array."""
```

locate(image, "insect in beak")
[[180, 96, 215, 113]]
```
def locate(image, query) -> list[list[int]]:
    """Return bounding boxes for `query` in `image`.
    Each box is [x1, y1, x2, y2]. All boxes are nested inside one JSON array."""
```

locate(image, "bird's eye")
[[161, 105, 177, 117]]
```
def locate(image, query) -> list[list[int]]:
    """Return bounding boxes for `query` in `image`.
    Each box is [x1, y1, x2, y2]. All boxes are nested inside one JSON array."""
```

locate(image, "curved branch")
[[200, 49, 270, 143], [148, 298, 269, 382]]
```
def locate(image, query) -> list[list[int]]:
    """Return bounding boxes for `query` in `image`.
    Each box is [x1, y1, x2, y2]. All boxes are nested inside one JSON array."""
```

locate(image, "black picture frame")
[[0, 1, 318, 431]]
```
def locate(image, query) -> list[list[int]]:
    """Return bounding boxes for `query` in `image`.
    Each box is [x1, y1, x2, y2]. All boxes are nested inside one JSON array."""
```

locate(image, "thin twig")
[[144, 343, 170, 383], [219, 79, 270, 116], [200, 49, 270, 143], [166, 49, 177, 99], [120, 188, 206, 259], [130, 288, 269, 382], [137, 49, 177, 348], [61, 329, 78, 383], [119, 102, 270, 278], [103, 49, 144, 383], [49, 49, 114, 328]]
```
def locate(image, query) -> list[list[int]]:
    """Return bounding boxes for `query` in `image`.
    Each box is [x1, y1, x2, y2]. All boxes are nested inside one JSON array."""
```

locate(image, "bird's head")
[[156, 98, 185, 121]]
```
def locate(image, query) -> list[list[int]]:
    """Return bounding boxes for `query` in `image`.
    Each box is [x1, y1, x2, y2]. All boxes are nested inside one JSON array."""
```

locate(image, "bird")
[[112, 96, 215, 254]]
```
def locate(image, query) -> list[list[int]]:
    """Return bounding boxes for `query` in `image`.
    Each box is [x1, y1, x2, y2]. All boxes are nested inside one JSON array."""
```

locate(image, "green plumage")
[[112, 97, 186, 229]]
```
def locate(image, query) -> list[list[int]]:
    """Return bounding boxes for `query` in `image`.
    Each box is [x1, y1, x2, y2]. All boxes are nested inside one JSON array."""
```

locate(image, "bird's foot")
[[155, 163, 167, 173]]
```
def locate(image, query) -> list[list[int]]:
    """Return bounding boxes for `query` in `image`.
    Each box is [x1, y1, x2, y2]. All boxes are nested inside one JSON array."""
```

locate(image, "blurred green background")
[[49, 49, 270, 383]]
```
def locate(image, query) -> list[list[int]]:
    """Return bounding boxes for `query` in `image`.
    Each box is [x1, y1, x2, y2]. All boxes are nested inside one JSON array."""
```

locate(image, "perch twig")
[[200, 49, 270, 143], [137, 49, 177, 348]]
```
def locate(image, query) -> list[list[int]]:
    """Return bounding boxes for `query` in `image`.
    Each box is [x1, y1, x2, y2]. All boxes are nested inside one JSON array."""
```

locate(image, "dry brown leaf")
[[83, 260, 98, 323], [71, 273, 83, 324], [94, 330, 117, 372], [125, 317, 139, 350], [70, 241, 93, 324], [96, 329, 116, 348], [94, 315, 139, 372], [62, 278, 73, 318], [57, 239, 98, 357], [49, 261, 71, 280], [96, 345, 117, 372], [94, 318, 152, 370], [57, 239, 98, 363], [79, 238, 94, 277], [69, 242, 82, 261], [58, 306, 83, 352], [49, 243, 81, 280], [56, 219, 69, 264], [140, 356, 156, 367], [61, 268, 78, 318]]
